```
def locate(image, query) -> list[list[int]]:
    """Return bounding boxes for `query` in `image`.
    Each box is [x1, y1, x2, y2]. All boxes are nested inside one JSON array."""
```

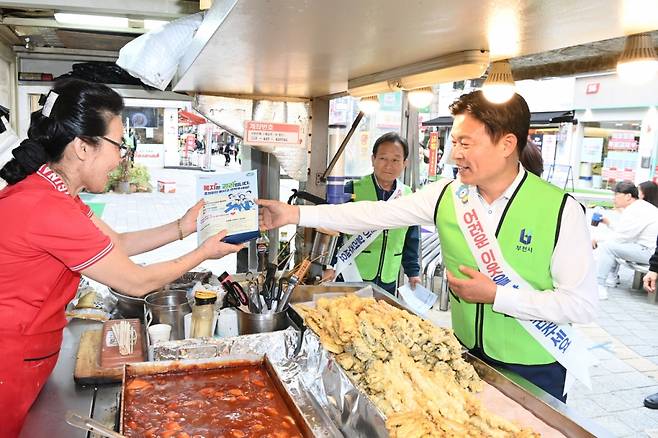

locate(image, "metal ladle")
[[66, 411, 125, 438]]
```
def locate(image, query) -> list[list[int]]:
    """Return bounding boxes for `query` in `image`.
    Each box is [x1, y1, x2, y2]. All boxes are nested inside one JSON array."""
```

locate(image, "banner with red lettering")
[[428, 132, 439, 177]]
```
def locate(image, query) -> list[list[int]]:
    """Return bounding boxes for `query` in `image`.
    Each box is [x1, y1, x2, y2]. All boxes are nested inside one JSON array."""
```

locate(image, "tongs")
[[261, 263, 278, 310], [247, 281, 262, 313], [66, 411, 125, 438], [218, 271, 248, 306]]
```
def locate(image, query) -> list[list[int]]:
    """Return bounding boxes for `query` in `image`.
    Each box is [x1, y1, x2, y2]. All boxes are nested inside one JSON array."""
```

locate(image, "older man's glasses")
[[101, 136, 129, 158]]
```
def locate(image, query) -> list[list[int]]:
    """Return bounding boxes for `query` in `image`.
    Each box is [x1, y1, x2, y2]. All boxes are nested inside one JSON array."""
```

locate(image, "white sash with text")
[[333, 182, 404, 282]]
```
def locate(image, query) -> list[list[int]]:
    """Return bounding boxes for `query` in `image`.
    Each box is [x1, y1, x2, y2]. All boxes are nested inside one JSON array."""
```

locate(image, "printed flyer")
[[196, 170, 259, 244]]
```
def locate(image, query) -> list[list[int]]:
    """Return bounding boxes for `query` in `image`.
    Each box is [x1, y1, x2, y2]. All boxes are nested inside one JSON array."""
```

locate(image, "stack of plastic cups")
[[578, 162, 593, 188]]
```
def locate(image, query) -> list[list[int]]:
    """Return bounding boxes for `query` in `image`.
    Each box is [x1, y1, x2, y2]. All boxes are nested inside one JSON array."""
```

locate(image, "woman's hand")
[[257, 199, 300, 230], [200, 230, 244, 259], [180, 199, 205, 237], [644, 271, 657, 293]]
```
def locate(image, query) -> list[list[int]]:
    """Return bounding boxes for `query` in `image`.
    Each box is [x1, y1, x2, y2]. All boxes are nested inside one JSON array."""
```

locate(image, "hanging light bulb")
[[407, 87, 434, 109], [357, 95, 381, 114], [617, 33, 658, 84], [482, 60, 516, 104]]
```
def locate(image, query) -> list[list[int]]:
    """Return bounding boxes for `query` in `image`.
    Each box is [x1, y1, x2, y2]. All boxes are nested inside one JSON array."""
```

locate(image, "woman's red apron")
[[1, 277, 76, 437]]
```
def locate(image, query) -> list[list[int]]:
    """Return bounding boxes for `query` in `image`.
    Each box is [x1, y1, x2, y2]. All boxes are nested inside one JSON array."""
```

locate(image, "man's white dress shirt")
[[299, 166, 597, 324]]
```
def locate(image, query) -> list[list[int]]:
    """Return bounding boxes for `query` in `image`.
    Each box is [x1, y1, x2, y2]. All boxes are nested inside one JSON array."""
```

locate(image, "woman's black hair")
[[0, 78, 124, 185], [520, 140, 544, 177], [639, 180, 658, 207]]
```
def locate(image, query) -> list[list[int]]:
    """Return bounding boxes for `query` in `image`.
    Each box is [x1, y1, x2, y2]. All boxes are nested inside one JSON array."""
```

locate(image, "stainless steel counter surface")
[[19, 284, 613, 438], [20, 319, 121, 438]]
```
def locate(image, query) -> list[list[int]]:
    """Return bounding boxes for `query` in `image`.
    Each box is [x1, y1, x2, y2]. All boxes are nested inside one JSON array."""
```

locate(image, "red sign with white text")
[[428, 132, 439, 177], [244, 121, 301, 147], [586, 83, 600, 94]]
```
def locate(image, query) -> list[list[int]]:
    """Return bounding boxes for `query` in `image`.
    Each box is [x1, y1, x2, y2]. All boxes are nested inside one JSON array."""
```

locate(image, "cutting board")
[[74, 329, 123, 384]]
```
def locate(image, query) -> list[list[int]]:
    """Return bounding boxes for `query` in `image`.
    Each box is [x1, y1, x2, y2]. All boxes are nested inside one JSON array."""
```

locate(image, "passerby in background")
[[223, 142, 231, 166], [125, 128, 138, 163], [639, 180, 658, 207]]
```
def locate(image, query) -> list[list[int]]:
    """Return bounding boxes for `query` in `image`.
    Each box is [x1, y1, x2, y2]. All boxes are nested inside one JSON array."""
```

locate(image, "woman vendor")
[[0, 78, 243, 435]]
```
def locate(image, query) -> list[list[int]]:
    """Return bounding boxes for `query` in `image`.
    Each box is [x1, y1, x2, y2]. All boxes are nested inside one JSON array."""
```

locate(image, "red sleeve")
[[74, 195, 93, 218], [28, 196, 113, 272]]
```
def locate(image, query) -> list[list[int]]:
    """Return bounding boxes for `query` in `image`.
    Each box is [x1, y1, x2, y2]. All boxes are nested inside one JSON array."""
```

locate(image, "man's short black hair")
[[372, 132, 409, 159], [449, 90, 530, 155], [614, 180, 638, 199]]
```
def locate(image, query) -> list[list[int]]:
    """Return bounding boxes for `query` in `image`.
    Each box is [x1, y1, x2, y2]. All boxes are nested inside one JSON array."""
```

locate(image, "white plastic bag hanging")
[[116, 13, 204, 90], [0, 117, 20, 189]]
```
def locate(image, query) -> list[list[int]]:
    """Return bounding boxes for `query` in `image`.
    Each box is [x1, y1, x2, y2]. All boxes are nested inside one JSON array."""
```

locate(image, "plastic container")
[[191, 290, 217, 338], [217, 308, 239, 338]]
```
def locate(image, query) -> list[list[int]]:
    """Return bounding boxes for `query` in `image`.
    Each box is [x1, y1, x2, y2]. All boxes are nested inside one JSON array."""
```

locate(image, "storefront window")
[[582, 121, 641, 189], [329, 92, 403, 178], [124, 106, 165, 145]]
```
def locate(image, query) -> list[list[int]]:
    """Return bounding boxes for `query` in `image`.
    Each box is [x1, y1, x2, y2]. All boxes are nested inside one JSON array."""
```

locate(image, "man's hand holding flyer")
[[196, 170, 260, 244]]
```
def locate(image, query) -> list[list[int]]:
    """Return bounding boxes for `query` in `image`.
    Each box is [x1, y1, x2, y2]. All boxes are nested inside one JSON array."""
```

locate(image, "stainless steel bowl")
[[109, 270, 213, 319], [109, 288, 148, 319]]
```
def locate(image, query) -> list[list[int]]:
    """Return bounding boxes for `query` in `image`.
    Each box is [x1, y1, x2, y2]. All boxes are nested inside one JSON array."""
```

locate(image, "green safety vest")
[[352, 175, 411, 284], [435, 171, 569, 365]]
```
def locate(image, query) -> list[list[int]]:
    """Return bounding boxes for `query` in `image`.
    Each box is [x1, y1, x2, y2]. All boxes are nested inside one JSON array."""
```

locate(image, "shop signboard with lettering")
[[428, 132, 439, 177], [581, 137, 604, 163], [244, 121, 301, 147]]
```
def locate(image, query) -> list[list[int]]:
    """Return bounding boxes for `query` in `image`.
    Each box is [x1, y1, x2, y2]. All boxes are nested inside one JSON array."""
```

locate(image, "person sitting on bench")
[[592, 181, 658, 300]]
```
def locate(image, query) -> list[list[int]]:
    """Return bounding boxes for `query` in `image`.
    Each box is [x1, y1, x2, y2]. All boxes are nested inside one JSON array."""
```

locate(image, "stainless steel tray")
[[120, 354, 314, 437], [289, 282, 612, 438]]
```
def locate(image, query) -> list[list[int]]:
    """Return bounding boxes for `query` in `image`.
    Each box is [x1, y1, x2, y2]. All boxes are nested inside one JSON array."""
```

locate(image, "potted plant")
[[105, 161, 152, 194], [116, 159, 131, 194]]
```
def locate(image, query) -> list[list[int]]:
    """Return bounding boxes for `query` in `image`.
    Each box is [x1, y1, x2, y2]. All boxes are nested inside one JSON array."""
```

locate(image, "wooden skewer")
[[111, 320, 136, 356]]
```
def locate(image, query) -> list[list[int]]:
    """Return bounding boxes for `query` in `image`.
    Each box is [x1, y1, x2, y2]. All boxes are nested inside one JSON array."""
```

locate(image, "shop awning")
[[178, 110, 207, 125], [422, 110, 575, 128]]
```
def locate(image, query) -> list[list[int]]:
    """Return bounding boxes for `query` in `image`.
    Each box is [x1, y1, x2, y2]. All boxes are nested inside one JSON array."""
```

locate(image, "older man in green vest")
[[258, 90, 597, 402], [327, 132, 421, 294]]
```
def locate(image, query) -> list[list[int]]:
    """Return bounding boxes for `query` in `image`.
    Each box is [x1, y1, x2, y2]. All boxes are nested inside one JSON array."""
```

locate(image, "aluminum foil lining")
[[151, 328, 388, 437]]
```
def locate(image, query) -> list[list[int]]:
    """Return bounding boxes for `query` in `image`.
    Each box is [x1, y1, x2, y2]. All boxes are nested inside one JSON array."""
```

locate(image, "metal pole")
[[401, 91, 420, 191], [320, 111, 364, 182]]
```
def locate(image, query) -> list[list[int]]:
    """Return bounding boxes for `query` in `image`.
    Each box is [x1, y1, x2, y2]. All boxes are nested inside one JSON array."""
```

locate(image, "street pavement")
[[88, 157, 658, 437]]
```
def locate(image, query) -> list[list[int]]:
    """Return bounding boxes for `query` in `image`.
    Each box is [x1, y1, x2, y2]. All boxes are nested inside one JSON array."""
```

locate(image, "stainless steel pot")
[[236, 309, 290, 335], [310, 230, 339, 266], [144, 290, 192, 340]]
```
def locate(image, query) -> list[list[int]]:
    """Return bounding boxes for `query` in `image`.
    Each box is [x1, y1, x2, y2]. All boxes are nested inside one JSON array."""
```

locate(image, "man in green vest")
[[327, 132, 421, 294], [258, 91, 597, 402]]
